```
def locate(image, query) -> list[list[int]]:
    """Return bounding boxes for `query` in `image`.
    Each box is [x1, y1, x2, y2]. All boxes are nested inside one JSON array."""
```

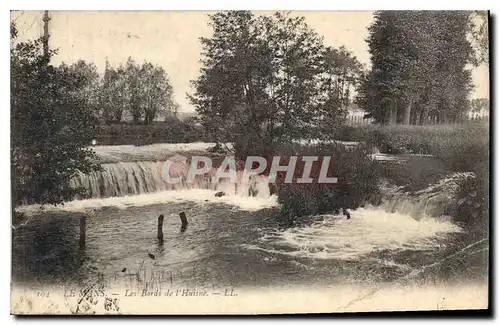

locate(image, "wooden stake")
[[79, 215, 86, 249], [157, 214, 164, 241], [179, 212, 188, 227]]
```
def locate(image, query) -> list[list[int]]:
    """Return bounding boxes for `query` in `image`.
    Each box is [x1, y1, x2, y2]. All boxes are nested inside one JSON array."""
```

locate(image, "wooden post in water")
[[179, 212, 188, 231], [79, 215, 86, 249], [157, 214, 164, 242]]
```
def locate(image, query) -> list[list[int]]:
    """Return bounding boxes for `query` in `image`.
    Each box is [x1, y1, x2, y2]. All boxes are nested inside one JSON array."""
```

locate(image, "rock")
[[215, 191, 226, 197]]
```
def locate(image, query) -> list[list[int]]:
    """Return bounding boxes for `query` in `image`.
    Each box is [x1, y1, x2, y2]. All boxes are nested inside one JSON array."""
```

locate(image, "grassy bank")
[[333, 121, 489, 172], [336, 121, 489, 233], [274, 121, 489, 230]]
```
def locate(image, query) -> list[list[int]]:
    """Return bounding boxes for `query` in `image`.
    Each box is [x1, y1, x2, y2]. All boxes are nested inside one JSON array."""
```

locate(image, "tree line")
[[190, 11, 364, 157], [58, 57, 179, 125], [356, 11, 488, 125], [191, 11, 488, 157]]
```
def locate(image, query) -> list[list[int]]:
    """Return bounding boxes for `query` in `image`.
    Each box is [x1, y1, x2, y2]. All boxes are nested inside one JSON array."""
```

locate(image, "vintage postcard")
[[10, 10, 489, 315]]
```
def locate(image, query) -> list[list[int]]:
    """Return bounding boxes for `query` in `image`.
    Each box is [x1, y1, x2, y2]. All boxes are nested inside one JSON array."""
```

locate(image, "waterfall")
[[70, 158, 474, 219], [378, 172, 475, 218], [243, 173, 473, 261], [70, 160, 271, 199], [70, 161, 167, 198]]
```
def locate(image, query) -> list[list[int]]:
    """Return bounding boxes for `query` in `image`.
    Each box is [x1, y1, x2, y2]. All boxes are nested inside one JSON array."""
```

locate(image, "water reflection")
[[12, 214, 89, 286], [11, 201, 487, 290]]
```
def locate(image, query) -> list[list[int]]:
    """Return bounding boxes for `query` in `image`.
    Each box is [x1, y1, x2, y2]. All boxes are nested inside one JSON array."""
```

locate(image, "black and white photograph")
[[9, 10, 490, 315]]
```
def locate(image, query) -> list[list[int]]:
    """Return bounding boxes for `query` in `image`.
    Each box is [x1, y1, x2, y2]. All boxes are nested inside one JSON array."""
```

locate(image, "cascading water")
[[70, 161, 169, 198], [243, 172, 473, 261], [378, 172, 475, 218], [67, 156, 472, 262], [13, 144, 486, 300], [70, 153, 474, 220], [70, 160, 271, 199]]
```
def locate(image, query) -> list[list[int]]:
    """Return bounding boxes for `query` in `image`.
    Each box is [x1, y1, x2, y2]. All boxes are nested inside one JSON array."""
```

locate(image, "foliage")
[[470, 11, 489, 65], [190, 11, 363, 158], [448, 162, 489, 235], [357, 11, 476, 125], [470, 98, 489, 113], [59, 60, 101, 119], [276, 144, 380, 225], [101, 58, 176, 124], [101, 60, 129, 122], [11, 25, 101, 206]]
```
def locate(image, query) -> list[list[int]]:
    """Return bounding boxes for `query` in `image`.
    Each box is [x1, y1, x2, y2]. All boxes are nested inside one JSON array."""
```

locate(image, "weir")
[[69, 156, 474, 222], [70, 160, 271, 199], [378, 172, 475, 218], [62, 142, 476, 223]]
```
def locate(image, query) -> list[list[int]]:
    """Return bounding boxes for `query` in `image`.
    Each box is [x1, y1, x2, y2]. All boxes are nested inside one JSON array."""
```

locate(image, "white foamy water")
[[244, 207, 462, 261], [18, 189, 279, 215], [380, 172, 475, 218]]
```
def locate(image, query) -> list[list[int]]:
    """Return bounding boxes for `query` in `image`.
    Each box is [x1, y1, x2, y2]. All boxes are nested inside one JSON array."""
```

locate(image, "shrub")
[[275, 143, 380, 225], [447, 161, 489, 236]]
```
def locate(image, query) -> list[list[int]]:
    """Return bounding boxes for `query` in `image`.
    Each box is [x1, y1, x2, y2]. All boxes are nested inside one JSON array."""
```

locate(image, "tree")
[[124, 57, 143, 123], [100, 60, 129, 123], [101, 58, 176, 124], [190, 11, 357, 157], [11, 23, 100, 206], [470, 98, 489, 114], [60, 60, 101, 119], [356, 11, 412, 125], [357, 11, 475, 125], [140, 62, 175, 124], [319, 46, 364, 131]]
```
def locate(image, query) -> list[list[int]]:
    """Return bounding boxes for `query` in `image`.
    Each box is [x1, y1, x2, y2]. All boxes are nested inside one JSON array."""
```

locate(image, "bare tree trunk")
[[437, 111, 446, 124], [420, 106, 429, 125], [401, 100, 412, 125], [388, 104, 398, 125]]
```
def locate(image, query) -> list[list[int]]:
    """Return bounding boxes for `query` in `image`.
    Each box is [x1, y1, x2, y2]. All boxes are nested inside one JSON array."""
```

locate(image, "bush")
[[447, 161, 489, 236], [275, 143, 380, 225]]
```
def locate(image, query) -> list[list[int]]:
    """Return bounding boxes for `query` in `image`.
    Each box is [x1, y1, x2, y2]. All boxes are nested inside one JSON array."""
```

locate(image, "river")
[[11, 143, 488, 311]]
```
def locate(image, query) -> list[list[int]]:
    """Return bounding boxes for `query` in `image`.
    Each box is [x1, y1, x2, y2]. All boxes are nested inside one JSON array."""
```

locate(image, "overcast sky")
[[11, 10, 489, 113]]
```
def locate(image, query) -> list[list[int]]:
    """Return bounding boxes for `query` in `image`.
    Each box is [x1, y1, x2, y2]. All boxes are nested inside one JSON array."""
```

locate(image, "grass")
[[333, 121, 489, 172], [274, 121, 489, 229], [332, 121, 489, 234]]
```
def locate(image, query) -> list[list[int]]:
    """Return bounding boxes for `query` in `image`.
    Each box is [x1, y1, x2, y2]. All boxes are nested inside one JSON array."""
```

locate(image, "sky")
[[11, 10, 489, 113]]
